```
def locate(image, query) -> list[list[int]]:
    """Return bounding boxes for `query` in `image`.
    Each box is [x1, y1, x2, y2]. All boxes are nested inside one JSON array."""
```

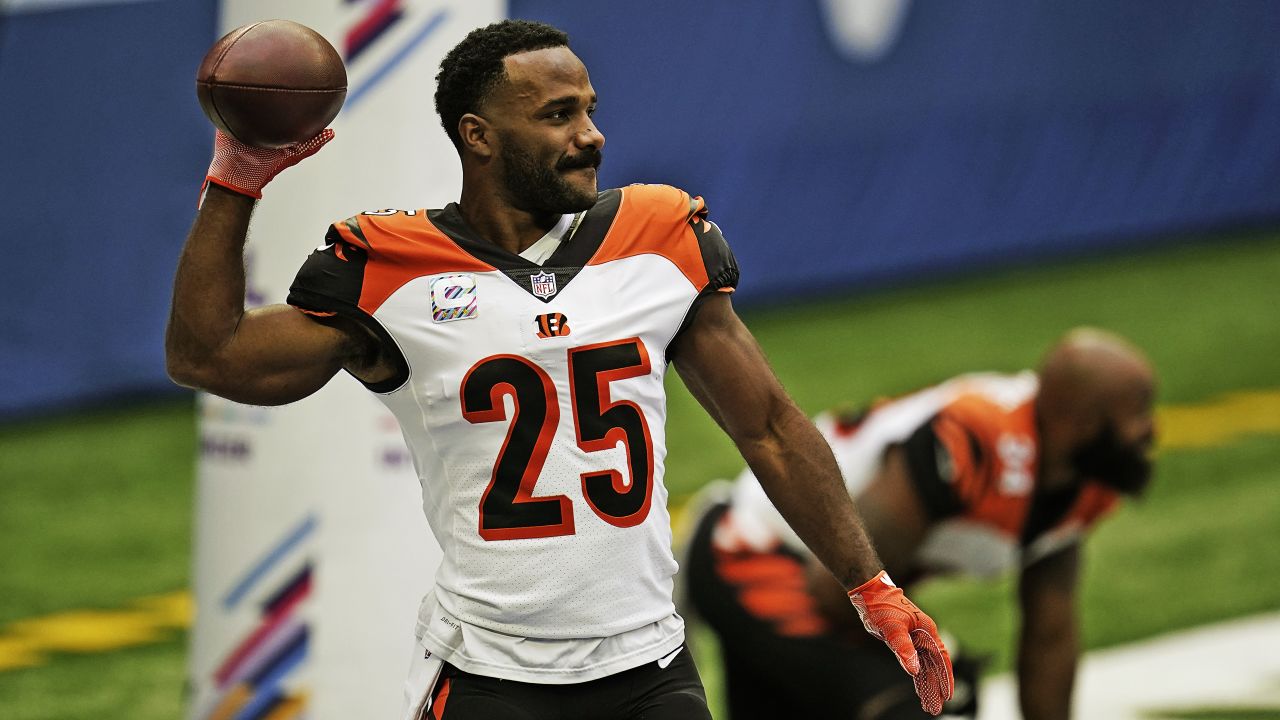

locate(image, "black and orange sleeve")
[[287, 224, 369, 315], [666, 193, 742, 360], [684, 194, 739, 294], [900, 415, 969, 521], [286, 220, 408, 393]]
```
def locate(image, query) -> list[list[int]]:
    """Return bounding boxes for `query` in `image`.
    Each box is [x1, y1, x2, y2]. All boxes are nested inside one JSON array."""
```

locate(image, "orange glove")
[[848, 571, 954, 715], [203, 129, 334, 199]]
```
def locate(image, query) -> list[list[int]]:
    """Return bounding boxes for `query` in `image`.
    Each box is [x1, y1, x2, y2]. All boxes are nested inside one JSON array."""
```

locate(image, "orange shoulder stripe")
[[587, 184, 711, 290], [336, 211, 495, 315]]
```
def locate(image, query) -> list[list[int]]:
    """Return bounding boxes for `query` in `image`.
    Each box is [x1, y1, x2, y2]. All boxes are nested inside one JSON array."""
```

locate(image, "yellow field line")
[[0, 592, 190, 671], [1156, 388, 1280, 450]]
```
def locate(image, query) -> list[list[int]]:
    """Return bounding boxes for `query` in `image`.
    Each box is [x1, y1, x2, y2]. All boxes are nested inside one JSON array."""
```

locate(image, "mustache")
[[557, 148, 603, 171]]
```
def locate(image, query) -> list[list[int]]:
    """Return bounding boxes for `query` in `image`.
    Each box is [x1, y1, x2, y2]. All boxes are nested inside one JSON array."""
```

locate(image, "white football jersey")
[[289, 185, 738, 681]]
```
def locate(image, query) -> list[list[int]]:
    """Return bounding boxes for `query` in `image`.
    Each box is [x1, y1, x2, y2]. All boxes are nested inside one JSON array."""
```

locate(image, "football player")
[[683, 327, 1156, 719], [167, 19, 952, 720]]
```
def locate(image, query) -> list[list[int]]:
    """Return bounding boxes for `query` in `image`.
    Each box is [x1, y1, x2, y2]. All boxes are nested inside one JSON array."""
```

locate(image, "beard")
[[499, 140, 602, 215], [1071, 423, 1153, 497]]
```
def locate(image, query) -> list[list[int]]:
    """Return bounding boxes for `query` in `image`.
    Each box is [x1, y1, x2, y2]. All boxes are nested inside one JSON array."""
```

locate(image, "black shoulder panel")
[[901, 418, 965, 521], [286, 231, 409, 394], [289, 229, 369, 310], [689, 210, 740, 292], [665, 196, 742, 361]]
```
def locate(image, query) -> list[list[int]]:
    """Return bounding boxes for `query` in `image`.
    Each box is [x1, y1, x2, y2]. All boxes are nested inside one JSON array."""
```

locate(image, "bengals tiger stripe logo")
[[535, 313, 571, 338]]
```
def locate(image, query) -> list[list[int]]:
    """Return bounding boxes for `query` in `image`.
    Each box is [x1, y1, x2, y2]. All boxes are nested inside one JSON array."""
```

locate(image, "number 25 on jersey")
[[461, 338, 654, 541]]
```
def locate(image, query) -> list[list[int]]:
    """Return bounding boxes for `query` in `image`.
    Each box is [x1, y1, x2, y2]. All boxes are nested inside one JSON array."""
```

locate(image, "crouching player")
[[684, 328, 1157, 719]]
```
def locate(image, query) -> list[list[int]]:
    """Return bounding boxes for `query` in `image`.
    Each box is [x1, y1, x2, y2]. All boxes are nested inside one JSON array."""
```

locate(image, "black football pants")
[[426, 646, 711, 720]]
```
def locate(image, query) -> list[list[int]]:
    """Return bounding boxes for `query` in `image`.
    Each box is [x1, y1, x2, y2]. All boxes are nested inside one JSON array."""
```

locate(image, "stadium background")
[[1, 0, 1278, 717]]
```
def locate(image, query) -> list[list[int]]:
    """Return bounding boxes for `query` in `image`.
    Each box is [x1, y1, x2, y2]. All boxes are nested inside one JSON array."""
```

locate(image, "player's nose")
[[576, 120, 605, 151]]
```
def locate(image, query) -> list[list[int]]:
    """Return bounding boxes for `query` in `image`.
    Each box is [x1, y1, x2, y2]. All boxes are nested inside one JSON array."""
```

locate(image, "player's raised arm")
[[165, 132, 387, 406], [671, 292, 954, 715], [166, 23, 387, 406]]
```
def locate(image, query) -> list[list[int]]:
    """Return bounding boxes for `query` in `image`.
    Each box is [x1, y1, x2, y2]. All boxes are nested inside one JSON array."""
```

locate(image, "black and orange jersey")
[[724, 372, 1121, 578], [288, 185, 736, 388], [902, 379, 1120, 572]]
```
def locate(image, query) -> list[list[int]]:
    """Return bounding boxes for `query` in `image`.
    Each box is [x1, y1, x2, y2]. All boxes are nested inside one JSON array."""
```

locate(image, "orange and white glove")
[[848, 571, 955, 716], [203, 128, 334, 199]]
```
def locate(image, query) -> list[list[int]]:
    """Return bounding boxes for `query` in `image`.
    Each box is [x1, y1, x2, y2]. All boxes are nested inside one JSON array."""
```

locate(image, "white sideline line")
[[978, 612, 1280, 720]]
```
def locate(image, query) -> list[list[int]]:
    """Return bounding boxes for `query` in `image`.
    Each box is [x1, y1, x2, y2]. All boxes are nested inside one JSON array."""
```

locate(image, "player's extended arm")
[[672, 293, 953, 714], [808, 445, 933, 631], [1017, 543, 1081, 720], [166, 131, 389, 405]]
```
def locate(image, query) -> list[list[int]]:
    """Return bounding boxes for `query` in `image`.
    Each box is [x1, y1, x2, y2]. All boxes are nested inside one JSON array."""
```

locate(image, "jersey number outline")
[[461, 338, 654, 541]]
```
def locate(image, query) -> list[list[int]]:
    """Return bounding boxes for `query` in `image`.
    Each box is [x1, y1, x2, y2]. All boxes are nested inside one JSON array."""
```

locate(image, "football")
[[196, 20, 347, 148]]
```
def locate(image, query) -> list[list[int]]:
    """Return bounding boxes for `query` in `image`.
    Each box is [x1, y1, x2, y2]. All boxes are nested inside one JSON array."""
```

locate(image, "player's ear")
[[458, 114, 493, 159]]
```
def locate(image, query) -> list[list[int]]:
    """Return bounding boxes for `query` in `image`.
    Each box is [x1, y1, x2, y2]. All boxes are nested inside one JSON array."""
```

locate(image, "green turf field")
[[2, 232, 1278, 719]]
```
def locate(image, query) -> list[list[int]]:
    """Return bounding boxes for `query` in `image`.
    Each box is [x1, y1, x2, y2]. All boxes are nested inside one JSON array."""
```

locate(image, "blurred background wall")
[[2, 0, 1279, 417], [0, 0, 214, 418]]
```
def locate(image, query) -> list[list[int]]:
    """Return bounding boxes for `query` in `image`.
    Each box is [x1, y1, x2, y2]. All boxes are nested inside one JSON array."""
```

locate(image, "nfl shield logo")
[[530, 271, 558, 299]]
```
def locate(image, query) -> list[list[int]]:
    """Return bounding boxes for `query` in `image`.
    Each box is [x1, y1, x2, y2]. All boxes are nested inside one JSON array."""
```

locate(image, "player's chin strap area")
[[202, 128, 335, 201], [848, 571, 956, 716]]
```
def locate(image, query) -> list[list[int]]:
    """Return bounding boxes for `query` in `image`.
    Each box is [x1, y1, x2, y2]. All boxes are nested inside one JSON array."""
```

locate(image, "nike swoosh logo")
[[657, 647, 684, 669]]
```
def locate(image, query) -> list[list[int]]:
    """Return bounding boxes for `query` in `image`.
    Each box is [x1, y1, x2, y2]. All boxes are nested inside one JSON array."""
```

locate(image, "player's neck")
[[457, 186, 561, 255], [1039, 460, 1076, 492], [1035, 409, 1076, 491]]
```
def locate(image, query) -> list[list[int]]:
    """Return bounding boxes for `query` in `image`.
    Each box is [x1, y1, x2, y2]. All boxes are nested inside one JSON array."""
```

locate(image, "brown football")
[[196, 20, 347, 148]]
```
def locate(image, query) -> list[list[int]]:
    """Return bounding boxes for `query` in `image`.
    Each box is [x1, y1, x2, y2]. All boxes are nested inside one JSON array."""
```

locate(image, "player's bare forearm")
[[745, 397, 884, 587], [805, 446, 934, 629], [1017, 546, 1080, 720], [165, 184, 348, 405], [673, 294, 882, 587], [166, 184, 255, 383]]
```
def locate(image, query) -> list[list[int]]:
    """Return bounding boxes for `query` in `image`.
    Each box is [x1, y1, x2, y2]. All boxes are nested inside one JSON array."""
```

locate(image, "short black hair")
[[434, 20, 570, 151]]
